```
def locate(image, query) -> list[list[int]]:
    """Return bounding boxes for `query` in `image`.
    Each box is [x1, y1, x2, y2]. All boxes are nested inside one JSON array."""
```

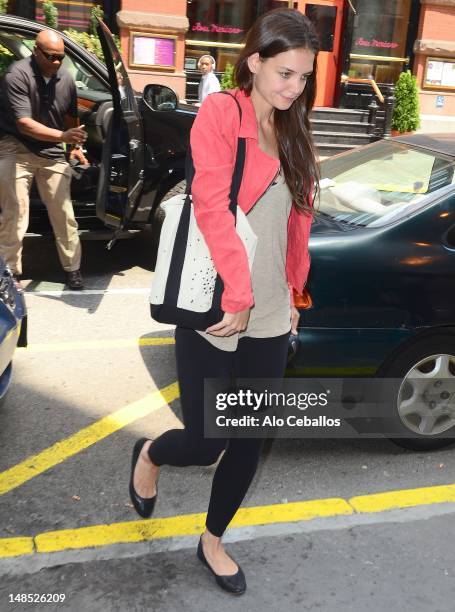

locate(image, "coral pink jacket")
[[190, 88, 313, 313]]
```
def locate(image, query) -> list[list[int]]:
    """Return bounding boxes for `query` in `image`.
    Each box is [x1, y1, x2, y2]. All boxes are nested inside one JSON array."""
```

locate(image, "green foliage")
[[42, 0, 58, 29], [63, 29, 122, 63], [0, 43, 13, 76], [0, 0, 8, 15], [90, 4, 104, 36], [220, 62, 237, 90], [63, 29, 103, 61], [391, 70, 421, 133]]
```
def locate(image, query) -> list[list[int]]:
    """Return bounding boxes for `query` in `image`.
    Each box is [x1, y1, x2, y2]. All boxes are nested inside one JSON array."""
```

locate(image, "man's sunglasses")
[[36, 45, 65, 62]]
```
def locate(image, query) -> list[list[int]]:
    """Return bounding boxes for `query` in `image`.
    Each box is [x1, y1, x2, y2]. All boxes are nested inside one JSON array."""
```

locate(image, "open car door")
[[95, 20, 144, 236]]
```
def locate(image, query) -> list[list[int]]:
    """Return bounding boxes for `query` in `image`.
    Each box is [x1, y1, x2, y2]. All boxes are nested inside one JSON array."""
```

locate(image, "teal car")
[[289, 134, 455, 451]]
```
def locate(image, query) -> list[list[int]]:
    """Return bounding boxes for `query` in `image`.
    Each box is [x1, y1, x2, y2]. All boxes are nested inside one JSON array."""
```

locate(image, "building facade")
[[8, 0, 455, 124], [413, 0, 455, 129]]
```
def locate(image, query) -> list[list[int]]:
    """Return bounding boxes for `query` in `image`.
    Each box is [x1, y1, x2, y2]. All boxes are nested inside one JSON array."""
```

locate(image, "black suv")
[[0, 15, 196, 240]]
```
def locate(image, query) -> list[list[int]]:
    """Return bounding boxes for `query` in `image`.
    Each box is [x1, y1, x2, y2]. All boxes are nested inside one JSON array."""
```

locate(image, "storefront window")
[[35, 0, 90, 30], [7, 0, 36, 20], [185, 0, 297, 99], [352, 0, 411, 57], [186, 0, 255, 45], [305, 4, 337, 53], [33, 0, 119, 33], [348, 0, 412, 83], [186, 0, 253, 74], [186, 0, 295, 45]]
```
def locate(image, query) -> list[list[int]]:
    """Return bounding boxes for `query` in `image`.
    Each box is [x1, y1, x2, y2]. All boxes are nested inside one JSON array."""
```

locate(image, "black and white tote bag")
[[150, 93, 257, 330]]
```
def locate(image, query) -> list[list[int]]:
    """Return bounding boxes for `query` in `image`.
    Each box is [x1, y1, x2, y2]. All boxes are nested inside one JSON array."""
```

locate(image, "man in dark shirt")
[[0, 30, 87, 289]]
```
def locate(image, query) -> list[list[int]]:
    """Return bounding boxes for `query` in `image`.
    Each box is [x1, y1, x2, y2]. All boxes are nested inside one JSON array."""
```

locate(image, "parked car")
[[0, 258, 27, 403], [290, 134, 455, 451], [0, 15, 196, 238]]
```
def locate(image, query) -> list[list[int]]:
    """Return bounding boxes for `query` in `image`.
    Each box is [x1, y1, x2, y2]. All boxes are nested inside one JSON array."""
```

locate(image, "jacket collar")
[[230, 88, 259, 141]]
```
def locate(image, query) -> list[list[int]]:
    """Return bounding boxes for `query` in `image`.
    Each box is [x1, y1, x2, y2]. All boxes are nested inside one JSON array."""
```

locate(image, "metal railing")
[[340, 75, 395, 138], [340, 75, 384, 103]]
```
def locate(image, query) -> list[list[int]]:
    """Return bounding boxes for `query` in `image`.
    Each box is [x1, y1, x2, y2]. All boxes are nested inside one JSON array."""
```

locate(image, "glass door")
[[298, 0, 344, 107]]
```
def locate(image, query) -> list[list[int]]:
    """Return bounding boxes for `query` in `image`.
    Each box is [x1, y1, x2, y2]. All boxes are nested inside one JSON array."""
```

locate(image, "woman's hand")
[[290, 306, 300, 335], [205, 308, 250, 337]]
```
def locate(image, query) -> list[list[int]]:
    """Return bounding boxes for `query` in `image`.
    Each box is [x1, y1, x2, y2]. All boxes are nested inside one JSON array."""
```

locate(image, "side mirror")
[[143, 84, 178, 111]]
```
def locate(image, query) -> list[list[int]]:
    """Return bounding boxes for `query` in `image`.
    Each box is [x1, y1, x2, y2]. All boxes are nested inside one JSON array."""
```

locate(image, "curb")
[[2, 482, 455, 563]]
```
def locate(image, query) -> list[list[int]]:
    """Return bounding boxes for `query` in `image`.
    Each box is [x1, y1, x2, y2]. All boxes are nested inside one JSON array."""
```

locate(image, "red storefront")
[[8, 0, 455, 124], [109, 0, 420, 107]]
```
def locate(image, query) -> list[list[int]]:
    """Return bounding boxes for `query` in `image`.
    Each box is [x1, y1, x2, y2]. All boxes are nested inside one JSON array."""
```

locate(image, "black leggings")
[[148, 327, 290, 537]]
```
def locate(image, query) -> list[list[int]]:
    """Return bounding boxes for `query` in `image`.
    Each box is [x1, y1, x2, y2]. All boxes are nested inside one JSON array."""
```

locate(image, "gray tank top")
[[197, 173, 292, 351]]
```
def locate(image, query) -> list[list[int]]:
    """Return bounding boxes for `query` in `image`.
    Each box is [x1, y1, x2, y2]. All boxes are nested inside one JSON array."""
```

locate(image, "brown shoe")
[[66, 270, 84, 290]]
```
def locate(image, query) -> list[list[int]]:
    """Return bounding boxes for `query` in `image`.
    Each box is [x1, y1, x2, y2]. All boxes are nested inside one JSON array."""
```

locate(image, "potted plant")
[[391, 70, 421, 136], [220, 62, 237, 90]]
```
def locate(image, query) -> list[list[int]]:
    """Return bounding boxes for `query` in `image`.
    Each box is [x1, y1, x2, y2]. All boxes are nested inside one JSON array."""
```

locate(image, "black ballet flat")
[[129, 438, 157, 518], [197, 536, 246, 595]]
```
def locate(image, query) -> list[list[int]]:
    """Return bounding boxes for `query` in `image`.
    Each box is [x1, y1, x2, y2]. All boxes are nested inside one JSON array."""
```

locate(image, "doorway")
[[298, 0, 344, 107]]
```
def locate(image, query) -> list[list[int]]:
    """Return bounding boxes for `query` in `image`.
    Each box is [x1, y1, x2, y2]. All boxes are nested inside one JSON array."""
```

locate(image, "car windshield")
[[318, 140, 455, 227]]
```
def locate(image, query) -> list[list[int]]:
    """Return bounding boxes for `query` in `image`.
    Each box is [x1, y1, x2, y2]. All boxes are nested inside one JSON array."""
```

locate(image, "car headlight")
[[0, 268, 16, 310]]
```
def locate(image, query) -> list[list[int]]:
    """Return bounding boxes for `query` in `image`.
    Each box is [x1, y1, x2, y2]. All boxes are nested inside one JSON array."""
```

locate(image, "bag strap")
[[209, 92, 245, 311], [220, 90, 243, 121], [185, 91, 246, 219], [222, 92, 245, 218]]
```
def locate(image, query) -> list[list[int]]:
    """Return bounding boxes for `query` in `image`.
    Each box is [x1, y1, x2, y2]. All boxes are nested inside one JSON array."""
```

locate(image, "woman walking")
[[130, 8, 319, 595]]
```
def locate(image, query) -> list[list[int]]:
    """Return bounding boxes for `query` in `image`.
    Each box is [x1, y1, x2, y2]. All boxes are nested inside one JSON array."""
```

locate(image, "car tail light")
[[293, 287, 312, 309]]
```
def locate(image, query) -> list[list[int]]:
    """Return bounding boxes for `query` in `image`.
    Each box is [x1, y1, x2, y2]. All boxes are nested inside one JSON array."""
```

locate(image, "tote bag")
[[150, 93, 257, 330]]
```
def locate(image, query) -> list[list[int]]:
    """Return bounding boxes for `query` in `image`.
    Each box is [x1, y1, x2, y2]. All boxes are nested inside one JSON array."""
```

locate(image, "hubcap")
[[397, 353, 455, 436]]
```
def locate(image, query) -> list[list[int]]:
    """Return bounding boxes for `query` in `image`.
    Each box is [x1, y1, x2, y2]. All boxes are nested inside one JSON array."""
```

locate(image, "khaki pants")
[[0, 135, 81, 276]]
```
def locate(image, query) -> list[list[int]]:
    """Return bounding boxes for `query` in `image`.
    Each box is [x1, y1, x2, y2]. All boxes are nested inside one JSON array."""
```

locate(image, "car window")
[[318, 140, 455, 227], [96, 21, 137, 113], [0, 31, 109, 95], [0, 33, 30, 75]]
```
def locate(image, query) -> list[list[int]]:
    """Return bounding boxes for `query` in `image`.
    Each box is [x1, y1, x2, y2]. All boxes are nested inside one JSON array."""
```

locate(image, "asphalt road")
[[1, 231, 455, 611]]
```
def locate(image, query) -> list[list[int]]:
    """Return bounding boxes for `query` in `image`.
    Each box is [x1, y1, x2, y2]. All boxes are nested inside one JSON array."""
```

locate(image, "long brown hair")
[[234, 8, 320, 215]]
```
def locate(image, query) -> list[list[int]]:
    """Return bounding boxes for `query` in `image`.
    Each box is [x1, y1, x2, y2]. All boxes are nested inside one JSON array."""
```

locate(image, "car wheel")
[[379, 332, 455, 451]]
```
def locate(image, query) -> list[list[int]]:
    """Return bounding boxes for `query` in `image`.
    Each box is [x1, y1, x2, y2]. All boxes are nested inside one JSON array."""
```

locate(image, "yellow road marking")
[[349, 483, 455, 513], [0, 383, 179, 497], [0, 537, 34, 559], [229, 497, 352, 527], [35, 498, 352, 553], [3, 483, 455, 558], [18, 337, 175, 353], [35, 515, 207, 553]]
